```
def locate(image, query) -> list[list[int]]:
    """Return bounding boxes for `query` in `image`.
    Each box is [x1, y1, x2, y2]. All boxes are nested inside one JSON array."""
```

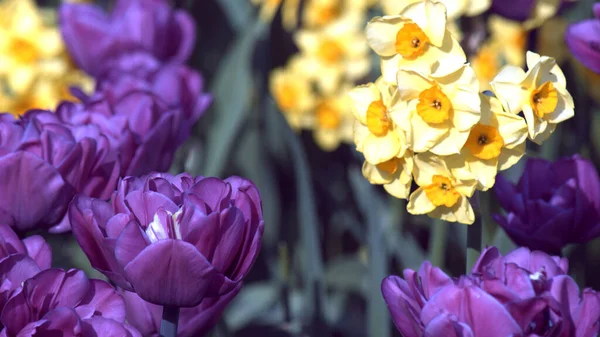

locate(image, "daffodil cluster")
[[269, 0, 374, 151], [350, 0, 574, 224], [0, 0, 92, 117]]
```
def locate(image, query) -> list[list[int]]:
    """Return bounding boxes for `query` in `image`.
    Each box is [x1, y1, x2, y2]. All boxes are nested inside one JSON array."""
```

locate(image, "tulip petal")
[[123, 239, 216, 307], [22, 236, 52, 270]]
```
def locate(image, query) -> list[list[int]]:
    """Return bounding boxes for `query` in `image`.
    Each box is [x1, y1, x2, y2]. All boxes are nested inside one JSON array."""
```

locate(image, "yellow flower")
[[488, 16, 528, 67], [394, 63, 481, 155], [362, 150, 414, 199], [294, 17, 370, 93], [269, 58, 317, 130], [302, 0, 372, 28], [349, 78, 407, 164], [381, 0, 466, 20], [490, 51, 574, 144], [0, 0, 92, 116], [470, 43, 500, 91], [312, 87, 355, 151], [366, 0, 466, 83], [407, 152, 477, 224], [445, 94, 528, 191]]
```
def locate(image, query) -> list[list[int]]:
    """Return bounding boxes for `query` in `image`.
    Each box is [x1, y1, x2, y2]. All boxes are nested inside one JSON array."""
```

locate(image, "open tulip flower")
[[366, 0, 466, 83], [69, 173, 264, 307], [382, 246, 600, 337], [0, 268, 140, 337], [0, 111, 120, 233]]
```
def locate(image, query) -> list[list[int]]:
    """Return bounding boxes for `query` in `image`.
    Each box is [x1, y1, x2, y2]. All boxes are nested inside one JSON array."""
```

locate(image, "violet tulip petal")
[[114, 221, 150, 269], [75, 280, 127, 322], [566, 20, 600, 74], [124, 190, 179, 228], [21, 236, 52, 270], [381, 276, 423, 337], [123, 239, 216, 307], [0, 152, 66, 231], [82, 317, 141, 337]]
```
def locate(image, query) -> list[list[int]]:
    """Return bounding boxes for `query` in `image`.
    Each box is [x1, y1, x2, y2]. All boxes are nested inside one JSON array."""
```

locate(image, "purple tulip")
[[491, 0, 577, 22], [57, 79, 183, 177], [59, 0, 195, 79], [120, 283, 242, 337], [0, 268, 140, 337], [0, 111, 120, 233], [382, 246, 600, 337], [69, 173, 264, 307], [494, 155, 600, 254], [566, 3, 600, 74], [0, 223, 51, 270]]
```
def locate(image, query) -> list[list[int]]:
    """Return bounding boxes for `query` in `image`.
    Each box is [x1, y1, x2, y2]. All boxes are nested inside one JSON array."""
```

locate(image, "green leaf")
[[214, 0, 255, 32], [203, 21, 267, 177]]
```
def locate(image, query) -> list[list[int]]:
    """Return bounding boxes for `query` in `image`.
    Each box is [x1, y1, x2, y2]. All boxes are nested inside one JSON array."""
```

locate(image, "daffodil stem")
[[428, 219, 447, 267], [466, 215, 483, 273], [160, 306, 180, 337]]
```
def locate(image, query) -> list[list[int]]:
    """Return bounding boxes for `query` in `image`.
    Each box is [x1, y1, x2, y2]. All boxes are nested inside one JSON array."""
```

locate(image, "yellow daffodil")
[[302, 0, 372, 28], [269, 58, 317, 130], [488, 16, 528, 67], [362, 150, 414, 199], [381, 0, 466, 20], [294, 17, 370, 93], [366, 0, 466, 83], [394, 63, 481, 155], [445, 94, 528, 190], [349, 78, 407, 164], [470, 43, 500, 91], [407, 152, 477, 224], [0, 0, 92, 116], [490, 51, 574, 144], [312, 87, 355, 151]]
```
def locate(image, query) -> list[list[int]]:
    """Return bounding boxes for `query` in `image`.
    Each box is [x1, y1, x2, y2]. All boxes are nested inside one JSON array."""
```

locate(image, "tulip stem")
[[160, 306, 180, 337]]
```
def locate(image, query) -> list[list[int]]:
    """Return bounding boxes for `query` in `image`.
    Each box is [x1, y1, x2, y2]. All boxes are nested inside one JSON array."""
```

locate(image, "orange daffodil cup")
[[350, 0, 574, 225]]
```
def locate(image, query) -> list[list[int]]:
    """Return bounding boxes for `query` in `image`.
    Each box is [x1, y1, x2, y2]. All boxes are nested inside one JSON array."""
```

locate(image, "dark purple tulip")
[[59, 0, 195, 79], [121, 283, 242, 337], [57, 79, 182, 177], [0, 223, 51, 270], [494, 155, 600, 254], [0, 268, 141, 337], [383, 246, 600, 337], [0, 111, 120, 233], [69, 173, 264, 307], [491, 0, 577, 22], [566, 4, 600, 74]]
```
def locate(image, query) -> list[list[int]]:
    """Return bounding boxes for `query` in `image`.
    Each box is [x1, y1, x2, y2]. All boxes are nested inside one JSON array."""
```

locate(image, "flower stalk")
[[160, 306, 180, 337]]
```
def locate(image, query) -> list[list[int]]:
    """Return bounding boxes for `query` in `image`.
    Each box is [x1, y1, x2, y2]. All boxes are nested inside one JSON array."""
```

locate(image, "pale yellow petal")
[[429, 196, 474, 224], [451, 87, 481, 131], [407, 187, 436, 215], [498, 141, 526, 171], [412, 152, 451, 186], [396, 69, 433, 100], [429, 128, 470, 156], [401, 0, 447, 46], [362, 161, 394, 184], [348, 83, 380, 124], [366, 16, 405, 57], [384, 177, 411, 199], [490, 65, 527, 114], [466, 155, 499, 191], [363, 132, 402, 164], [313, 129, 341, 152]]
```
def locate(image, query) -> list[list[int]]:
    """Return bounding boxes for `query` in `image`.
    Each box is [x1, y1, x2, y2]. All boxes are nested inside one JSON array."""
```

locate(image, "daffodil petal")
[[407, 187, 436, 215], [366, 15, 404, 57]]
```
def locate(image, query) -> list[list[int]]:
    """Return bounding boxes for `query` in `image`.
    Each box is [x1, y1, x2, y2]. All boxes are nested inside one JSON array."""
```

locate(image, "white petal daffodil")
[[445, 94, 528, 191], [362, 150, 414, 199], [394, 62, 481, 155], [490, 51, 574, 144], [366, 0, 466, 83], [349, 78, 408, 165], [407, 152, 477, 224]]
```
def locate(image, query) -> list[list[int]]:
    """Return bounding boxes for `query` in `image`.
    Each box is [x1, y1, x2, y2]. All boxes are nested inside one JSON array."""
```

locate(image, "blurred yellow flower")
[[362, 150, 414, 199], [491, 51, 574, 144], [488, 16, 528, 67], [294, 17, 370, 93], [312, 87, 355, 151], [0, 0, 92, 116], [394, 63, 481, 155], [407, 152, 477, 224], [302, 0, 373, 28], [349, 78, 407, 164], [269, 58, 317, 130], [446, 94, 528, 191], [470, 43, 500, 91], [366, 0, 466, 83]]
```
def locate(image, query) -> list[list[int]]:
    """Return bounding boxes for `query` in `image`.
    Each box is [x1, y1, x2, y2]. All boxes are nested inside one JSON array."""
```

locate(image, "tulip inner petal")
[[145, 209, 183, 243], [424, 175, 460, 207], [464, 123, 505, 160]]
